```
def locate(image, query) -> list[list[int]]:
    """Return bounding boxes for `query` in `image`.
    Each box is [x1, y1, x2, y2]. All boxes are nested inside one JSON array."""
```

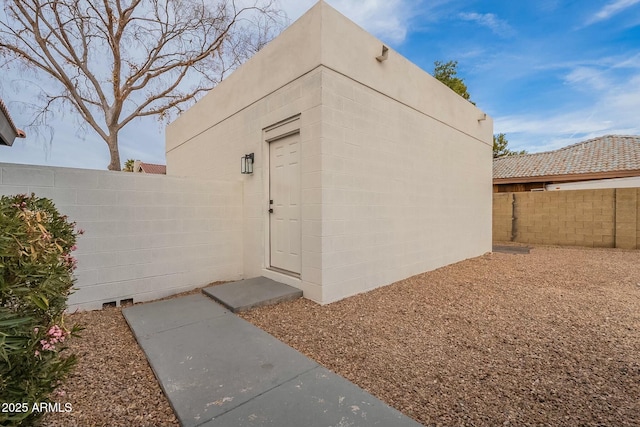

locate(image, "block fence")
[[0, 163, 243, 311], [493, 188, 640, 249]]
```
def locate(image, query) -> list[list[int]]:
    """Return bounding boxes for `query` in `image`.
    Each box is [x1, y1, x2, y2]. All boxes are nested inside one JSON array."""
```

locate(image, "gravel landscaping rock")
[[242, 247, 640, 427], [41, 247, 639, 426], [40, 306, 180, 427]]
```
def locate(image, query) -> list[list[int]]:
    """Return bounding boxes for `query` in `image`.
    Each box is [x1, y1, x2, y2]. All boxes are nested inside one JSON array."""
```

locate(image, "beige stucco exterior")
[[166, 1, 493, 304]]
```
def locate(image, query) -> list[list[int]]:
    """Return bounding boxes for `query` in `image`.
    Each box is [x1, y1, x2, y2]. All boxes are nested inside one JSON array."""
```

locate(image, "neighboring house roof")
[[0, 98, 26, 146], [493, 135, 640, 184], [135, 161, 166, 174]]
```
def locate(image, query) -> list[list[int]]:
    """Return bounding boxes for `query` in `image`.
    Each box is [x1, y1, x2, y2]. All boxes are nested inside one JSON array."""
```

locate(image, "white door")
[[269, 133, 301, 274]]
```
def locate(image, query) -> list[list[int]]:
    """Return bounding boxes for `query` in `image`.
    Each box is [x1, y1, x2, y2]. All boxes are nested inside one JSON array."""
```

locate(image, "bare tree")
[[0, 0, 282, 170]]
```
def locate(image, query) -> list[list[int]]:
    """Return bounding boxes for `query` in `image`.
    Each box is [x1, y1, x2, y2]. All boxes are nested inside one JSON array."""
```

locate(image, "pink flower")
[[48, 325, 64, 338], [35, 350, 40, 357], [61, 254, 78, 270], [70, 245, 77, 251], [38, 325, 69, 352]]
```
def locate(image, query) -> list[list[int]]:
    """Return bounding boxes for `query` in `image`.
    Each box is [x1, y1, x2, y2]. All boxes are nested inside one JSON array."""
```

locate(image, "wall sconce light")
[[241, 153, 254, 174], [376, 45, 389, 62], [478, 113, 487, 122]]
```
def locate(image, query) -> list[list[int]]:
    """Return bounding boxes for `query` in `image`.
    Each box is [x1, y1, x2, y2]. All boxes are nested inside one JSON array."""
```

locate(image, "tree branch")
[[0, 0, 284, 169]]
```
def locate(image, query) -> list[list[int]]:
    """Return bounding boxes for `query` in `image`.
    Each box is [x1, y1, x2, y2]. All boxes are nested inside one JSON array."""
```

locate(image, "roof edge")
[[0, 98, 26, 138], [494, 134, 640, 161], [493, 169, 640, 184]]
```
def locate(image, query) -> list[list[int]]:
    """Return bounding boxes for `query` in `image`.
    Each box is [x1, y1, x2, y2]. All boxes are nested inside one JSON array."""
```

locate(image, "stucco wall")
[[0, 163, 242, 311]]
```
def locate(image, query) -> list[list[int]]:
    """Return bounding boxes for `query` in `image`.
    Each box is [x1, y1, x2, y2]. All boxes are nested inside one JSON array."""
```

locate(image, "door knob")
[[268, 208, 273, 213]]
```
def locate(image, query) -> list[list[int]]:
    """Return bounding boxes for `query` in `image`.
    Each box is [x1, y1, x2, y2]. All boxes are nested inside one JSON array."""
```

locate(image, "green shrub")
[[0, 194, 82, 426]]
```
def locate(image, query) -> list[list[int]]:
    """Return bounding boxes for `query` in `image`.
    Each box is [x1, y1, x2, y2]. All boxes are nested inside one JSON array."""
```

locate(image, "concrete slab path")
[[123, 293, 423, 427]]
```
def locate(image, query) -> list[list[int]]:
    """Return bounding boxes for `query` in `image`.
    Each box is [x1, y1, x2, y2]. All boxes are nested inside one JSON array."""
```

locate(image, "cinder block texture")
[[493, 193, 513, 242], [615, 188, 639, 249], [0, 163, 243, 311], [318, 69, 492, 304], [166, 1, 493, 304], [167, 68, 324, 296], [492, 188, 639, 249]]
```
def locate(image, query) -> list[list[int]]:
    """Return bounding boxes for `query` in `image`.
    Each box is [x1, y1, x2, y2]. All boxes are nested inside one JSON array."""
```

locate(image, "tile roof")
[[493, 135, 640, 181], [137, 162, 166, 174], [0, 98, 26, 145]]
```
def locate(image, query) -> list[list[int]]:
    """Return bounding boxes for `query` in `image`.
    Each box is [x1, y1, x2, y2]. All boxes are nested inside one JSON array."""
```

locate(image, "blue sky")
[[1, 0, 639, 169]]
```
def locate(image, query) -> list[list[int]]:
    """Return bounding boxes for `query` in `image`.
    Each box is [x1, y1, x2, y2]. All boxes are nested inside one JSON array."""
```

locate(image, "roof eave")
[[493, 169, 640, 185]]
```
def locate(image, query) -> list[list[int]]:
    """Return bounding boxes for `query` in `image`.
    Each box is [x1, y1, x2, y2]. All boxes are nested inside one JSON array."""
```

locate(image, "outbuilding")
[[166, 1, 493, 304]]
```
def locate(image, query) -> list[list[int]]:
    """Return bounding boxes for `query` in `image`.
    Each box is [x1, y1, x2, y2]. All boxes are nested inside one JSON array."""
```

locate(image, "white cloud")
[[458, 12, 514, 37], [491, 52, 640, 154], [563, 66, 609, 91], [494, 70, 640, 153], [276, 0, 419, 44], [585, 0, 640, 25], [612, 52, 640, 69]]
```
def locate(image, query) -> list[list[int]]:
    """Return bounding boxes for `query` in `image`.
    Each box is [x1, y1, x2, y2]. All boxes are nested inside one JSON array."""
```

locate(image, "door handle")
[[268, 208, 273, 213]]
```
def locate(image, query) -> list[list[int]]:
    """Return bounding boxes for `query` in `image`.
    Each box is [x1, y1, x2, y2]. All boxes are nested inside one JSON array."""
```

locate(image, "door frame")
[[262, 114, 302, 278]]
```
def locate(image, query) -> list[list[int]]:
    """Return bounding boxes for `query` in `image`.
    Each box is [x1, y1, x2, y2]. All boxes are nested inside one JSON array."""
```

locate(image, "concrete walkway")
[[123, 293, 423, 427]]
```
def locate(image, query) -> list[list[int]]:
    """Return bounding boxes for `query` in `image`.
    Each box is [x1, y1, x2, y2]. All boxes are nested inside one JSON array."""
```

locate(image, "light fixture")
[[241, 153, 254, 174], [478, 113, 487, 122], [376, 45, 389, 62]]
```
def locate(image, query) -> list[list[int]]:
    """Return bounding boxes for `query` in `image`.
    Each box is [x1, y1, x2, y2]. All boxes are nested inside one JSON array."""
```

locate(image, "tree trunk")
[[106, 133, 121, 171]]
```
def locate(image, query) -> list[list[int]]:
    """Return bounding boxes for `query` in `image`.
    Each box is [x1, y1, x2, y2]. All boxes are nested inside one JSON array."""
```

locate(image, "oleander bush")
[[0, 194, 82, 426]]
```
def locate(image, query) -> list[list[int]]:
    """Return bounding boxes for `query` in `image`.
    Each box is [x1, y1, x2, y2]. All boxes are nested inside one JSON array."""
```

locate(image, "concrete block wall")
[[167, 68, 325, 301], [493, 193, 513, 242], [166, 1, 494, 305], [514, 190, 615, 247], [318, 68, 493, 303], [0, 163, 242, 311], [492, 188, 639, 249], [615, 188, 639, 249]]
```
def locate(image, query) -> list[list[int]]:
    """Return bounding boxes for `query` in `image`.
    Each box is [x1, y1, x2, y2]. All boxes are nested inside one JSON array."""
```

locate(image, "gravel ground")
[[241, 246, 640, 426], [42, 246, 640, 426], [40, 305, 180, 427]]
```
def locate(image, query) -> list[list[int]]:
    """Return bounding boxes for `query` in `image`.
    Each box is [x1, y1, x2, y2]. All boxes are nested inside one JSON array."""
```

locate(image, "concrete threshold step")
[[492, 244, 531, 254], [202, 276, 302, 313]]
